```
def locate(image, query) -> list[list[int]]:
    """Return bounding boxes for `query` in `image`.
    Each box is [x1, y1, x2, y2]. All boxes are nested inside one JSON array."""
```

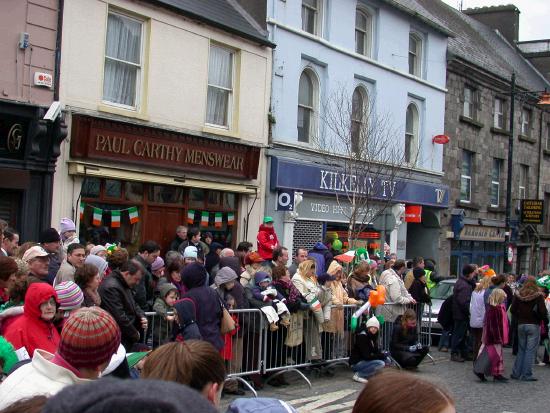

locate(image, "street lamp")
[[504, 73, 550, 273]]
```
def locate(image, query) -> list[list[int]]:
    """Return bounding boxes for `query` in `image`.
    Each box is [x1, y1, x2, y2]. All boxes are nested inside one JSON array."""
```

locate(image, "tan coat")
[[323, 280, 360, 333]]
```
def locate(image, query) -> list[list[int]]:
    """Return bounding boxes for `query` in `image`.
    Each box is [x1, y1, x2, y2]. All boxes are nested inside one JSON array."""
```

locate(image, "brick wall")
[[292, 220, 324, 254]]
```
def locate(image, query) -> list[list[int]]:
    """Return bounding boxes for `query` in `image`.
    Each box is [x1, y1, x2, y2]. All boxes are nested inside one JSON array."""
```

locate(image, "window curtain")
[[103, 13, 142, 107], [206, 46, 233, 126]]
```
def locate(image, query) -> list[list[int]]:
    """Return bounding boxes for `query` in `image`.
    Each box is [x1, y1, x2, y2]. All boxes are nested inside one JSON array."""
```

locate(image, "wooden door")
[[143, 206, 183, 255]]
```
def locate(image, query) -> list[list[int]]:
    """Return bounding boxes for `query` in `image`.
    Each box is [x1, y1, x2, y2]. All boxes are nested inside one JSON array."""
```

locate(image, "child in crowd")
[[349, 316, 388, 383], [220, 295, 239, 365], [152, 283, 179, 346], [252, 272, 290, 331], [53, 281, 84, 333], [59, 218, 79, 255]]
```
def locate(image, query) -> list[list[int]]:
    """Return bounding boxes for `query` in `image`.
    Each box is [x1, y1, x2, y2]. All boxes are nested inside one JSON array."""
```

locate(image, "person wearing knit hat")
[[89, 245, 107, 258], [349, 315, 387, 383], [54, 281, 84, 332], [41, 378, 218, 413], [183, 245, 198, 263], [151, 256, 165, 278], [0, 307, 121, 409], [84, 254, 108, 279], [152, 283, 178, 346], [40, 227, 62, 283], [59, 218, 80, 256], [240, 251, 268, 287]]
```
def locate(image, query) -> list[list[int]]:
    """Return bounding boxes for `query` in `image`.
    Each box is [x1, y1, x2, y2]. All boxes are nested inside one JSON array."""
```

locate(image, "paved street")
[[222, 348, 550, 413]]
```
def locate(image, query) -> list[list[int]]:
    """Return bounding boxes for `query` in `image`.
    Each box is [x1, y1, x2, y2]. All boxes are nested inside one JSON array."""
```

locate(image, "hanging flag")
[[128, 207, 139, 224], [214, 212, 222, 228], [92, 208, 102, 226], [79, 201, 85, 221], [111, 210, 121, 228], [227, 212, 235, 226], [200, 211, 209, 227], [187, 210, 195, 225]]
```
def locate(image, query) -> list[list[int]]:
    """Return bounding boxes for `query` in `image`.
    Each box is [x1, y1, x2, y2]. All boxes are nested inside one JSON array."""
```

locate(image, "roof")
[[146, 0, 274, 47], [415, 0, 549, 91], [378, 0, 453, 37]]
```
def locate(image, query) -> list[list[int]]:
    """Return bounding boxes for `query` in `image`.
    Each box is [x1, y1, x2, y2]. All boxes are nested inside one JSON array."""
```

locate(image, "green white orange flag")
[[187, 210, 195, 225], [128, 207, 139, 224], [214, 212, 222, 228], [200, 211, 209, 227], [92, 208, 102, 226], [79, 202, 85, 220], [111, 210, 121, 228], [227, 212, 235, 226]]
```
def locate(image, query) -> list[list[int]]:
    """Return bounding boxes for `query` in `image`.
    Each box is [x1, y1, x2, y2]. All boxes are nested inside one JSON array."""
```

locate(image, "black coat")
[[349, 328, 385, 365], [408, 279, 431, 305], [169, 236, 184, 252], [99, 270, 145, 351], [437, 295, 454, 330], [134, 254, 153, 312], [452, 275, 476, 321]]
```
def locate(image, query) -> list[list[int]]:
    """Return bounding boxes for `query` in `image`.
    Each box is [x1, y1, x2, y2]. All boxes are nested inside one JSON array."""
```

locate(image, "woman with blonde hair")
[[292, 258, 325, 362], [470, 275, 493, 359]]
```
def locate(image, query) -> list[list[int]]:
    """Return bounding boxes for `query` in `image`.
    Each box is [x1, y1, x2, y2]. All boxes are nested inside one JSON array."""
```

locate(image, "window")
[[490, 158, 501, 207], [408, 33, 422, 76], [206, 45, 234, 128], [519, 164, 528, 199], [521, 108, 531, 136], [493, 98, 504, 129], [302, 0, 320, 35], [355, 9, 372, 56], [103, 11, 143, 109], [405, 103, 419, 164], [351, 87, 367, 154], [463, 87, 478, 119], [460, 150, 473, 202], [297, 70, 318, 143]]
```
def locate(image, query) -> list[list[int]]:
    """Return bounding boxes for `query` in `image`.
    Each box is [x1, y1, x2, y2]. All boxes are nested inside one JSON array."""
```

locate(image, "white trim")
[[267, 18, 447, 93], [205, 43, 235, 130]]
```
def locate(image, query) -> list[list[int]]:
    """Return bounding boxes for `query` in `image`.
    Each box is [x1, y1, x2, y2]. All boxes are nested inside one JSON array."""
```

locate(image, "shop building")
[[0, 0, 67, 241], [52, 0, 273, 253], [264, 1, 451, 259]]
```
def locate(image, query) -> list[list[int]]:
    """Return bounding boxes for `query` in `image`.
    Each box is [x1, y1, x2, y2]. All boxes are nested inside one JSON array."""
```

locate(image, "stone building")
[[418, 2, 550, 275]]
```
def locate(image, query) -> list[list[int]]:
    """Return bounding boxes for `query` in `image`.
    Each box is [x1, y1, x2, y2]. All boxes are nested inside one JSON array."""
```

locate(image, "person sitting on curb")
[[349, 315, 388, 383]]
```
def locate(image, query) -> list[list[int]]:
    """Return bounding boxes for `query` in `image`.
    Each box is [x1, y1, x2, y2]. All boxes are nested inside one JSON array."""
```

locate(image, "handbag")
[[220, 302, 236, 334], [473, 346, 491, 375]]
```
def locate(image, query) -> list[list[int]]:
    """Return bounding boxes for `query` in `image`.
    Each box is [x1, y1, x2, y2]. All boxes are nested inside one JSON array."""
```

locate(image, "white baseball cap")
[[23, 246, 49, 263]]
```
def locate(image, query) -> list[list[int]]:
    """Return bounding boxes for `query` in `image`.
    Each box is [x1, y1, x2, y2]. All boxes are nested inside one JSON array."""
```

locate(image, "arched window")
[[405, 103, 419, 164], [408, 33, 422, 76], [297, 70, 318, 143], [351, 86, 367, 154], [355, 9, 372, 57]]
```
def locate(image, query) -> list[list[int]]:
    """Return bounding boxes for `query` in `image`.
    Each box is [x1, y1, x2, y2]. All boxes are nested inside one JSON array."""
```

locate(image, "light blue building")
[[265, 0, 451, 261]]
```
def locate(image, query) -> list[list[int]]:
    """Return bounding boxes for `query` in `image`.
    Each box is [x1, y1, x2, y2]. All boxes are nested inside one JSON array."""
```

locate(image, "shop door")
[[0, 190, 21, 229], [144, 206, 183, 255]]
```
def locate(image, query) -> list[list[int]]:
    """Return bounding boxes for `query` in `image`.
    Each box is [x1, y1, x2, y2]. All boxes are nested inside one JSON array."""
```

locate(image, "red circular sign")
[[432, 134, 450, 144]]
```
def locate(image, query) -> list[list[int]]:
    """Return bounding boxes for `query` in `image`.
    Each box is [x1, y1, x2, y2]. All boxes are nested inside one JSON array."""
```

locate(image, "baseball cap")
[[22, 246, 49, 263], [263, 216, 274, 223], [183, 246, 198, 259]]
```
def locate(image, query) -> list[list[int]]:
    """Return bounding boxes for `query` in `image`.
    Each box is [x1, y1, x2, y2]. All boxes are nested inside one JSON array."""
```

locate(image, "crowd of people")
[[8, 215, 548, 412]]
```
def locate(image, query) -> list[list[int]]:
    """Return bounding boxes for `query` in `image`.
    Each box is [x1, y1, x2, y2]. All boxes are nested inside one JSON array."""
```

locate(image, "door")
[[143, 206, 183, 256], [0, 190, 21, 229]]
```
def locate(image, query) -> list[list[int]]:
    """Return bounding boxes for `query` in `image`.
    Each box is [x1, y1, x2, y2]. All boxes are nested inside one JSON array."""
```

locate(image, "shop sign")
[[460, 225, 506, 242], [0, 116, 26, 159], [296, 194, 380, 224], [270, 157, 449, 207], [276, 190, 294, 211], [405, 205, 422, 223], [507, 244, 514, 265], [520, 199, 544, 224], [70, 115, 260, 180]]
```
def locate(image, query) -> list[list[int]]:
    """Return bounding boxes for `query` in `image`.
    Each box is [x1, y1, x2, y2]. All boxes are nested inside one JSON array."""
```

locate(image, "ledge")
[[490, 127, 511, 137], [456, 200, 480, 210], [487, 205, 505, 213], [459, 115, 484, 129], [544, 149, 550, 157], [518, 134, 537, 144]]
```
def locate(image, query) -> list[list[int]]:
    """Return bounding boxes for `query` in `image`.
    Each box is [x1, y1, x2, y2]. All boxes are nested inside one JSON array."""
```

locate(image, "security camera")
[[43, 101, 62, 122]]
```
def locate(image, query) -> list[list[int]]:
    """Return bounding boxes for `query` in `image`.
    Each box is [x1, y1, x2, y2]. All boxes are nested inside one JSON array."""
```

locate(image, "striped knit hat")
[[59, 307, 121, 369], [54, 281, 84, 311]]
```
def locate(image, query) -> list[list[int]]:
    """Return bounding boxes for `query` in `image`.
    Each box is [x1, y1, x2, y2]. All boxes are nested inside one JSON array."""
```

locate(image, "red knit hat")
[[58, 307, 121, 369]]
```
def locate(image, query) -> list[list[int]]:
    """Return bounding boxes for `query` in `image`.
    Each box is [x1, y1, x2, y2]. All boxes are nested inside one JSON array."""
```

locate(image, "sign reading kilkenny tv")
[[270, 157, 449, 207], [70, 115, 260, 180]]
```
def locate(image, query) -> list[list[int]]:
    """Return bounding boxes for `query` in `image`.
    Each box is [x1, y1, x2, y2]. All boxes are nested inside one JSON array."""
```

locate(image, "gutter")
[[54, 0, 64, 101]]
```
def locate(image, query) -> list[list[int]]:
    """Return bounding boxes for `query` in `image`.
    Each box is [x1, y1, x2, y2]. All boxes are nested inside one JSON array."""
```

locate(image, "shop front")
[[0, 100, 66, 241], [61, 115, 261, 255], [267, 156, 449, 259]]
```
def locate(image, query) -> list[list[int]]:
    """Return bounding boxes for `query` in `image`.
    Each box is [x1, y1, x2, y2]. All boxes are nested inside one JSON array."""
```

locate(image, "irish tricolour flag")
[[200, 211, 209, 227], [111, 210, 121, 228], [214, 212, 222, 228], [92, 208, 102, 226], [128, 207, 139, 224], [187, 210, 195, 225]]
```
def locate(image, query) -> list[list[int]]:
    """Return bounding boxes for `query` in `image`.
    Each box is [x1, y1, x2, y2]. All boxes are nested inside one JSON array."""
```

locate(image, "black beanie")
[[42, 378, 218, 413], [40, 228, 61, 244]]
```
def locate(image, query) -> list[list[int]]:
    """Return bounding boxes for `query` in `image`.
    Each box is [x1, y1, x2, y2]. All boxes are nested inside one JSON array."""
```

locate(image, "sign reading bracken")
[[70, 115, 260, 180], [520, 199, 544, 224]]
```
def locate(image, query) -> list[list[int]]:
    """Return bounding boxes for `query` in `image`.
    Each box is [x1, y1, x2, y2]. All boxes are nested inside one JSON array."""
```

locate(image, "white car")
[[423, 279, 456, 336]]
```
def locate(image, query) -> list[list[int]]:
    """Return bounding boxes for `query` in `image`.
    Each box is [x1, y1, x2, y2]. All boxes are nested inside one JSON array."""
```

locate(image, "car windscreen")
[[430, 282, 454, 300]]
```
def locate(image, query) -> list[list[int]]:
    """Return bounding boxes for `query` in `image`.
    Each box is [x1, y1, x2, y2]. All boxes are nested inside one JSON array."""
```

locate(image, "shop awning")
[[68, 162, 258, 195]]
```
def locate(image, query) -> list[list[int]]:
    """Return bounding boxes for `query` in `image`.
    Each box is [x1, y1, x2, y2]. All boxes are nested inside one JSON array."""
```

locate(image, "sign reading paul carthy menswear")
[[70, 115, 260, 179], [270, 157, 449, 207]]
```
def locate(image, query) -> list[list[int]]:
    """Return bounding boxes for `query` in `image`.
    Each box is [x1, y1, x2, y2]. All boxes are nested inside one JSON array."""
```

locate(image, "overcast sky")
[[440, 0, 550, 41]]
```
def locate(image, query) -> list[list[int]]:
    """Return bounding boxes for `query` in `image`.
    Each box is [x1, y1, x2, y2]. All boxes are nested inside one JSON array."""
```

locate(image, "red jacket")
[[4, 283, 60, 357], [256, 224, 279, 260]]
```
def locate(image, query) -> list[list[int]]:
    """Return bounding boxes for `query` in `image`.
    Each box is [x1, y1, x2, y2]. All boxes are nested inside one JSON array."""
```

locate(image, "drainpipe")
[[53, 0, 64, 101]]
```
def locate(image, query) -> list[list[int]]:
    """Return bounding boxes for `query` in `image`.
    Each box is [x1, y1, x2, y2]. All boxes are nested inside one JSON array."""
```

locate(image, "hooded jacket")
[[256, 224, 279, 261], [452, 275, 476, 321], [152, 283, 178, 345], [308, 242, 332, 276], [511, 289, 548, 325], [3, 283, 60, 357]]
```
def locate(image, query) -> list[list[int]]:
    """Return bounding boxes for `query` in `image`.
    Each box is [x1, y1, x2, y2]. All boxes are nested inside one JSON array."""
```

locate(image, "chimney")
[[463, 4, 520, 44]]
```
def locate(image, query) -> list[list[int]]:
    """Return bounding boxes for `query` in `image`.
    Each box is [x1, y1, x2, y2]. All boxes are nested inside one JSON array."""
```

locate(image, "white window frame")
[[463, 86, 477, 119], [355, 8, 373, 57], [519, 164, 528, 200], [490, 158, 501, 207], [521, 108, 531, 136], [102, 10, 145, 111], [405, 103, 419, 165], [205, 44, 235, 129], [408, 32, 422, 77], [301, 0, 322, 36], [351, 86, 368, 154], [297, 69, 319, 143], [493, 97, 504, 129], [460, 151, 473, 202]]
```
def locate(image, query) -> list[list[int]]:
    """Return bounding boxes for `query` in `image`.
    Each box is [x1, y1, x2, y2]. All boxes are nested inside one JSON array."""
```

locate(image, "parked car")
[[422, 278, 456, 337]]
